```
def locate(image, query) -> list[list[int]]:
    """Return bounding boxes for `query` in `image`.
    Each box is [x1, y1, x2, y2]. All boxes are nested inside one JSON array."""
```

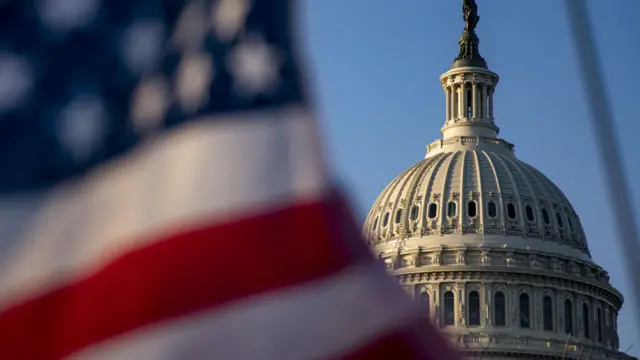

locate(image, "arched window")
[[428, 203, 438, 219], [447, 201, 457, 217], [597, 308, 603, 342], [444, 291, 455, 326], [564, 299, 574, 335], [519, 293, 530, 328], [525, 204, 535, 222], [583, 303, 590, 338], [420, 292, 430, 315], [373, 216, 379, 230], [543, 296, 553, 331], [507, 203, 517, 219], [410, 205, 419, 220], [383, 212, 389, 227], [542, 207, 550, 224], [468, 291, 480, 326], [494, 292, 506, 326], [468, 201, 477, 218], [487, 201, 497, 218], [395, 208, 402, 224]]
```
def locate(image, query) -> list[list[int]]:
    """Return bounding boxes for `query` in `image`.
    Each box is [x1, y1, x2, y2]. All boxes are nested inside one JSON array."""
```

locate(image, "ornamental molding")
[[391, 268, 622, 310], [377, 245, 609, 286]]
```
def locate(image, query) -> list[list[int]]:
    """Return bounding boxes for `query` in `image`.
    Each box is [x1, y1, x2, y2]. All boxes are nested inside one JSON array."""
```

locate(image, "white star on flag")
[[121, 20, 167, 75], [212, 0, 250, 42], [172, 1, 208, 53], [228, 34, 281, 97], [57, 94, 106, 160], [0, 53, 33, 112], [37, 0, 100, 32], [176, 53, 215, 113], [130, 76, 170, 134]]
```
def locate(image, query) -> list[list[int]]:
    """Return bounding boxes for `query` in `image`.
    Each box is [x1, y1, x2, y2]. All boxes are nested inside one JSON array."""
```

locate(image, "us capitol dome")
[[362, 1, 635, 359]]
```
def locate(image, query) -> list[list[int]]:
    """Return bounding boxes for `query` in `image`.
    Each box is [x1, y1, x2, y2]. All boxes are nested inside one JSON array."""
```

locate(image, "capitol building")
[[362, 2, 636, 359]]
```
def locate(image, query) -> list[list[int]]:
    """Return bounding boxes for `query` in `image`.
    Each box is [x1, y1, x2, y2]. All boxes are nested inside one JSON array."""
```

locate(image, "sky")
[[300, 0, 640, 355]]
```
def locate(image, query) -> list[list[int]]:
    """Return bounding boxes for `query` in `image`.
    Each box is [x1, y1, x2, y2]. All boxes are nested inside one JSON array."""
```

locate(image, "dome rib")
[[439, 152, 457, 224], [520, 162, 591, 254], [511, 156, 549, 236], [472, 151, 485, 227], [364, 150, 593, 258], [500, 153, 543, 236], [364, 165, 412, 233], [458, 151, 468, 230], [491, 152, 525, 231], [526, 164, 564, 233], [388, 163, 418, 237], [481, 151, 505, 228], [399, 154, 442, 239], [418, 153, 449, 233]]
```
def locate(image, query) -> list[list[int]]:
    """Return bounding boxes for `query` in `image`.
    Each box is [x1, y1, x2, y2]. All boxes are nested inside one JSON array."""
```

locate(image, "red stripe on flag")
[[0, 194, 357, 360], [340, 318, 459, 360]]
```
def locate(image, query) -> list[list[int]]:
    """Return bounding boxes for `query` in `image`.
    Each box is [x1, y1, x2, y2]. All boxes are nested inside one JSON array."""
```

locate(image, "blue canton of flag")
[[0, 0, 304, 192]]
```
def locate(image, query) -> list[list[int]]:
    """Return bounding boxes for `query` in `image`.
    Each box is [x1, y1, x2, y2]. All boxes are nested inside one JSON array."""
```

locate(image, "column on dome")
[[464, 83, 472, 119], [457, 285, 466, 327], [457, 84, 463, 119], [593, 305, 599, 342], [452, 84, 459, 119], [533, 288, 542, 331], [458, 84, 464, 119], [481, 84, 488, 118], [431, 286, 439, 323], [556, 292, 565, 335], [604, 306, 611, 347], [488, 86, 495, 119], [445, 86, 451, 121], [613, 306, 620, 348], [509, 288, 517, 328], [483, 286, 492, 328], [472, 82, 478, 119], [467, 84, 474, 119]]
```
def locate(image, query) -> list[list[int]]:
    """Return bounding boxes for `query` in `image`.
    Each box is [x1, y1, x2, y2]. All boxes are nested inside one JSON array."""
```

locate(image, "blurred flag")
[[0, 0, 458, 359]]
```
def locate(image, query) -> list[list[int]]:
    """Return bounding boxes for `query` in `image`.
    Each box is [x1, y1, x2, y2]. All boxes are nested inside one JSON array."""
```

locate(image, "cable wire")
[[563, 0, 640, 350]]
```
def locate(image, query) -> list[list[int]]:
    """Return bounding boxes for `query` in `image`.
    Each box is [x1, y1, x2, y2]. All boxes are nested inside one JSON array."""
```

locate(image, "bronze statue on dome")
[[463, 0, 479, 32]]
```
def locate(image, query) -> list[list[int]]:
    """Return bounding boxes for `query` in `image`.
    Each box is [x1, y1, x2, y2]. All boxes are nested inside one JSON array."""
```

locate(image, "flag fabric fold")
[[0, 0, 459, 359]]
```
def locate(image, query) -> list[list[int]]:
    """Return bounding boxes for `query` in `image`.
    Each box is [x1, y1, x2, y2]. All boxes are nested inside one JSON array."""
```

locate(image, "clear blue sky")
[[301, 0, 640, 355]]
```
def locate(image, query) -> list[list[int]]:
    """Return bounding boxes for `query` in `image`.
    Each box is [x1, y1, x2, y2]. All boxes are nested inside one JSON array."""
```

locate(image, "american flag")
[[0, 0, 459, 359]]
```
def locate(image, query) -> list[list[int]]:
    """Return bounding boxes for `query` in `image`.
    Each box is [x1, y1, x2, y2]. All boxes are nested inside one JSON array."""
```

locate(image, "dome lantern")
[[434, 0, 504, 152]]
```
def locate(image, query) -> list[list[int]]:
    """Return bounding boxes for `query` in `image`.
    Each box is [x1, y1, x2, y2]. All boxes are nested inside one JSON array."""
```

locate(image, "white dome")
[[363, 147, 591, 261]]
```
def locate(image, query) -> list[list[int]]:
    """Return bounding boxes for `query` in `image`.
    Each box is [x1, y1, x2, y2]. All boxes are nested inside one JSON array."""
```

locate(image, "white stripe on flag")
[[0, 105, 326, 310], [66, 265, 417, 360]]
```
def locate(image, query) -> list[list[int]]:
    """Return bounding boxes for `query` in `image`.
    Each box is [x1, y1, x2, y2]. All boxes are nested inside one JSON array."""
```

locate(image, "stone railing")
[[426, 136, 515, 154], [445, 333, 635, 360]]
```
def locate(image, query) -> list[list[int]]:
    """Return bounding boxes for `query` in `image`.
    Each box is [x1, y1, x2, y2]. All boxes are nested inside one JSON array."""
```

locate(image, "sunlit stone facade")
[[362, 2, 635, 359]]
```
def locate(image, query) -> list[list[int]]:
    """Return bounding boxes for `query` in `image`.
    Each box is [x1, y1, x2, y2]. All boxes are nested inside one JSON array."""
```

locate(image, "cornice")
[[396, 269, 621, 308]]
